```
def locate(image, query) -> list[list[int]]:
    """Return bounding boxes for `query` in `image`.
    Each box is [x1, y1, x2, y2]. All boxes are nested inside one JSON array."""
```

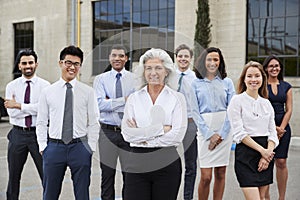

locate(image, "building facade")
[[0, 0, 299, 136]]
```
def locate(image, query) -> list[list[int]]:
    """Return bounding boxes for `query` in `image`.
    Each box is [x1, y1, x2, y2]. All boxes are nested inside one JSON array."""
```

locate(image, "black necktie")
[[62, 83, 73, 144], [24, 80, 32, 127]]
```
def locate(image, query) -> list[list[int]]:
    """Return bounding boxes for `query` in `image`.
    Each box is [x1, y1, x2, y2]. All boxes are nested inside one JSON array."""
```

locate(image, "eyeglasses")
[[62, 60, 81, 68], [267, 64, 280, 69], [20, 61, 35, 65]]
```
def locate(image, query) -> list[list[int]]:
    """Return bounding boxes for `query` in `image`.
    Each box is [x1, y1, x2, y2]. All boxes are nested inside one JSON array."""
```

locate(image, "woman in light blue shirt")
[[191, 47, 235, 200]]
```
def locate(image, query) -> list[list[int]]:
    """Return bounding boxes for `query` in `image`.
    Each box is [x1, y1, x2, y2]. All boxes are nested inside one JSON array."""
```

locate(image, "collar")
[[140, 84, 171, 94], [21, 75, 37, 84], [203, 76, 222, 82], [111, 68, 126, 77], [59, 77, 77, 88], [198, 76, 224, 83], [176, 68, 193, 75], [242, 91, 262, 101]]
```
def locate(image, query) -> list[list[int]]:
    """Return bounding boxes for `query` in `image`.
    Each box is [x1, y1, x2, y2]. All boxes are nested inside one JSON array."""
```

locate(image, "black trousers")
[[182, 120, 198, 200], [6, 127, 43, 200], [124, 147, 182, 200], [99, 126, 130, 200]]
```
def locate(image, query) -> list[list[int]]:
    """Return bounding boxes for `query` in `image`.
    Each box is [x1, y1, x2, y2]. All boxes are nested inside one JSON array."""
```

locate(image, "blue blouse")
[[191, 76, 235, 140]]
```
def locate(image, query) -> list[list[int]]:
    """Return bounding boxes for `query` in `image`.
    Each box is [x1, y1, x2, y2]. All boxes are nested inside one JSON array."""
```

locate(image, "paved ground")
[[0, 117, 300, 200]]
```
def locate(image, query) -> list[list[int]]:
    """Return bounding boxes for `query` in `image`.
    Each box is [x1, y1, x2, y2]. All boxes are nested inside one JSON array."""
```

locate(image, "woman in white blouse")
[[227, 61, 279, 200], [121, 48, 187, 200]]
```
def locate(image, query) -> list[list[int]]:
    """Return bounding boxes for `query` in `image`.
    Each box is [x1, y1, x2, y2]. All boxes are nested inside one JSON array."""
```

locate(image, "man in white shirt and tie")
[[4, 49, 50, 200], [36, 45, 100, 200], [93, 44, 135, 200], [175, 44, 198, 200]]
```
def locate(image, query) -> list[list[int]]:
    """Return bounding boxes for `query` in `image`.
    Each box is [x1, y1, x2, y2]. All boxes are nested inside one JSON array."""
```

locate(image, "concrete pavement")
[[1, 117, 299, 200]]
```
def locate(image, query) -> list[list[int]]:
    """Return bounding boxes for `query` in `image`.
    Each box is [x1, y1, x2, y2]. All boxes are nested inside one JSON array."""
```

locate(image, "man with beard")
[[4, 49, 50, 200]]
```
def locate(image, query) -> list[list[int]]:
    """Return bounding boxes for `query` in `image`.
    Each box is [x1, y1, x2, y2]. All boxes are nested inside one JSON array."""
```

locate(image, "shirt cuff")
[[39, 142, 47, 152], [88, 141, 97, 152]]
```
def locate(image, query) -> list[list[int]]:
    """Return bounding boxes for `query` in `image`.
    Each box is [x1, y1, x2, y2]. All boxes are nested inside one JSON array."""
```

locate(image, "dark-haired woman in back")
[[263, 55, 293, 200]]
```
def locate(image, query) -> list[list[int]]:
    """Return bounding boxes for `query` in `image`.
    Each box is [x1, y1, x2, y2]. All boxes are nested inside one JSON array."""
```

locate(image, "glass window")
[[123, 0, 130, 13], [107, 0, 115, 15], [247, 40, 259, 57], [141, 11, 150, 26], [259, 0, 270, 18], [14, 21, 34, 79], [123, 12, 130, 28], [258, 37, 271, 56], [93, 0, 175, 75], [285, 36, 297, 55], [248, 0, 259, 18], [133, 12, 141, 25], [115, 14, 123, 25], [168, 8, 175, 29], [248, 18, 259, 39], [115, 0, 123, 14], [160, 0, 168, 9], [150, 0, 159, 10], [286, 17, 298, 36], [271, 37, 284, 54], [150, 10, 158, 26], [141, 0, 149, 11], [247, 0, 300, 77], [133, 0, 141, 12], [94, 3, 101, 19], [287, 0, 299, 16], [272, 18, 285, 36], [272, 0, 285, 17], [259, 18, 272, 37], [159, 9, 168, 28], [107, 15, 115, 24]]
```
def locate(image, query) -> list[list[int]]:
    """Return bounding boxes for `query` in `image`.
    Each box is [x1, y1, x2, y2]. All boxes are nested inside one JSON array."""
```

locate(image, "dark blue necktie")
[[177, 72, 185, 92]]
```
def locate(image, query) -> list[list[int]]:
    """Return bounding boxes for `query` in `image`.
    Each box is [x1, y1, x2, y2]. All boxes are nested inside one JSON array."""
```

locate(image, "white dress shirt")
[[93, 68, 136, 126], [227, 92, 279, 147], [5, 75, 50, 127], [36, 78, 100, 152], [121, 85, 187, 147]]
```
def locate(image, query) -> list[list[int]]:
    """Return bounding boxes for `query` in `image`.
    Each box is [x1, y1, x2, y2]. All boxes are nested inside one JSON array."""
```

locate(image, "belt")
[[13, 125, 36, 131], [188, 118, 194, 122], [100, 123, 121, 132], [48, 137, 87, 144]]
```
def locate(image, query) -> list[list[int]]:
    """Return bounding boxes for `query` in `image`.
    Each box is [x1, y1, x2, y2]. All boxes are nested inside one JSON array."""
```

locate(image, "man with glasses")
[[93, 44, 135, 200], [4, 49, 50, 200], [36, 45, 100, 199]]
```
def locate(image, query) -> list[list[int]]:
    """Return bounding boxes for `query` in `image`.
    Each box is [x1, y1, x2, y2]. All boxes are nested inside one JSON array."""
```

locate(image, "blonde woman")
[[227, 61, 279, 200]]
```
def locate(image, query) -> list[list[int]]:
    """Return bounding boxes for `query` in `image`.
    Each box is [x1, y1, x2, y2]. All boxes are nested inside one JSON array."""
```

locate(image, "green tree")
[[194, 0, 212, 59]]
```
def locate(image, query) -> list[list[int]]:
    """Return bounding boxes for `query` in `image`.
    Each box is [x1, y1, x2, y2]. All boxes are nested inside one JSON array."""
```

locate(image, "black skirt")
[[234, 136, 274, 187]]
